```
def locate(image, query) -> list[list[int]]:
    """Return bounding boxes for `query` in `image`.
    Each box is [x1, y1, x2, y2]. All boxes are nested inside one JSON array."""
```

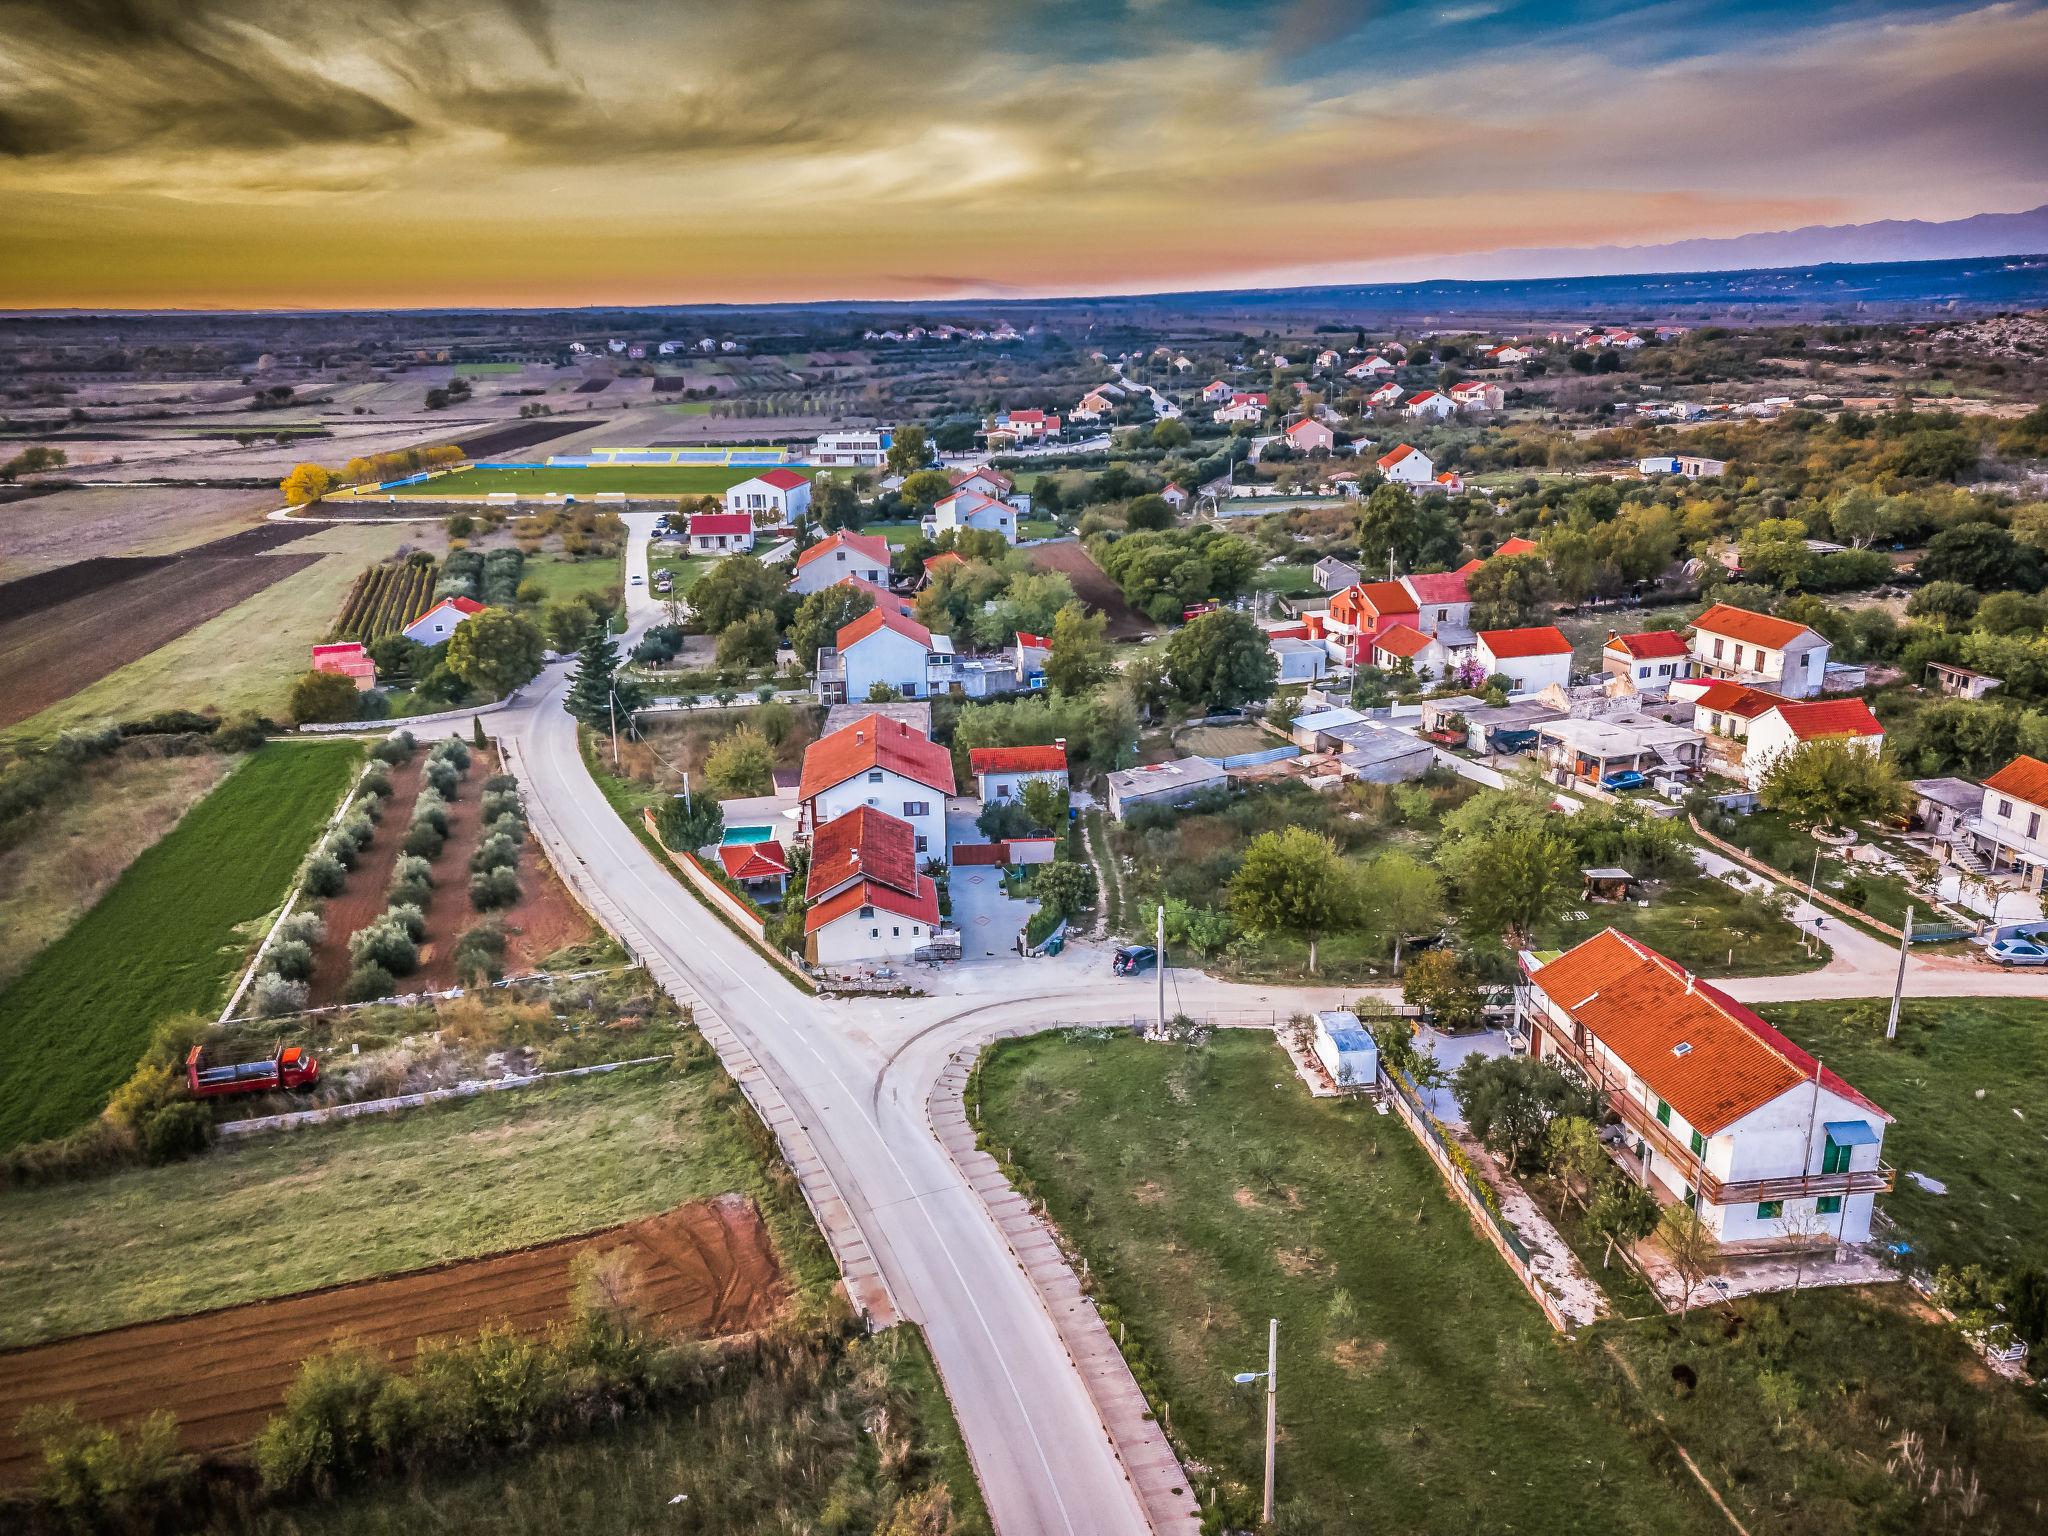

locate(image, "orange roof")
[[1478, 625, 1571, 659], [1496, 536, 1539, 558], [837, 605, 932, 650], [1608, 629, 1690, 659], [923, 550, 967, 573], [948, 466, 1011, 493], [1529, 929, 1887, 1134], [1771, 698, 1883, 742], [969, 744, 1068, 775], [793, 530, 890, 572], [804, 874, 940, 934], [1691, 680, 1784, 719], [1285, 418, 1328, 438], [1373, 625, 1436, 659], [1376, 443, 1421, 471], [1329, 580, 1418, 626], [1985, 754, 2048, 807], [840, 575, 914, 617], [799, 714, 956, 800], [808, 805, 920, 902], [1691, 602, 1816, 651], [716, 841, 790, 881]]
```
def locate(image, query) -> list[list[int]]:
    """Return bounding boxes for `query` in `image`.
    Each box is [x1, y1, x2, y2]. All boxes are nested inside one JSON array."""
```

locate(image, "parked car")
[[1112, 945, 1157, 976], [1989, 938, 2048, 967], [1600, 770, 1647, 791]]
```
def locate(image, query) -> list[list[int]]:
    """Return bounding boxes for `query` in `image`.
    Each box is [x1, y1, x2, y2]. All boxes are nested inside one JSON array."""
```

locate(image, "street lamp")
[[1231, 1318, 1279, 1526]]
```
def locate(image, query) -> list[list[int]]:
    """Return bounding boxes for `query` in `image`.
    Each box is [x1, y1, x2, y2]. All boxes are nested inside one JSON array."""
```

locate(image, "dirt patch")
[[0, 486, 282, 580], [0, 1195, 784, 1483], [1233, 1187, 1259, 1209], [1134, 1181, 1166, 1206], [1332, 1338, 1387, 1375], [1027, 540, 1155, 639], [1274, 1247, 1324, 1277]]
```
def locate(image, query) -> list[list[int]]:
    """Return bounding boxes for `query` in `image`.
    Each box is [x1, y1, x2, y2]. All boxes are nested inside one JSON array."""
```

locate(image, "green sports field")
[[380, 465, 824, 498]]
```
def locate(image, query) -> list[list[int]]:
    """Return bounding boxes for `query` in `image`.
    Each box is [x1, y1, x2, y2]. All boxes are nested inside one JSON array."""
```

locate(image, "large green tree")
[[789, 583, 876, 669], [884, 425, 931, 477], [1166, 608, 1277, 713], [1368, 851, 1443, 974], [1440, 802, 1577, 949], [1229, 827, 1356, 973], [1043, 602, 1112, 695], [1450, 1053, 1596, 1174], [1465, 552, 1555, 632], [1758, 740, 1906, 832], [1355, 483, 1458, 574], [686, 554, 788, 635], [562, 621, 641, 727], [445, 609, 545, 699]]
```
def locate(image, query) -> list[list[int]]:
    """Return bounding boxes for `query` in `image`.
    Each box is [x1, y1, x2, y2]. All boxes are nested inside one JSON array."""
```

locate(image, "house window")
[[1817, 1195, 1843, 1216], [903, 801, 929, 817], [868, 770, 885, 784], [1655, 1099, 1671, 1127], [858, 905, 874, 918], [892, 927, 901, 937], [1713, 638, 1725, 660], [1732, 645, 1745, 668], [2031, 812, 2042, 839], [1757, 1200, 1783, 1220], [1689, 1129, 1706, 1157], [915, 835, 928, 852]]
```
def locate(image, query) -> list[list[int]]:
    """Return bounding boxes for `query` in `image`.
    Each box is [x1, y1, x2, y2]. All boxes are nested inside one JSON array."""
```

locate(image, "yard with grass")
[[648, 550, 715, 592], [1703, 807, 1934, 933], [518, 548, 624, 610], [384, 466, 836, 498], [1555, 599, 1701, 670], [1761, 998, 2048, 1278], [0, 741, 362, 1150], [1253, 561, 1321, 598], [976, 1029, 1715, 1535], [1534, 872, 1823, 978]]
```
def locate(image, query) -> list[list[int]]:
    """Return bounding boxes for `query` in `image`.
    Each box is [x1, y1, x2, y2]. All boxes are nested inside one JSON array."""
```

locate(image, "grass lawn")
[[648, 551, 715, 592], [858, 519, 925, 547], [0, 741, 362, 1151], [1018, 517, 1061, 540], [5, 523, 429, 740], [976, 1030, 1716, 1536], [1554, 600, 1700, 670], [1761, 998, 2048, 1277], [451, 362, 521, 377], [1705, 808, 1928, 932], [518, 549, 624, 610], [386, 466, 824, 498], [664, 400, 714, 415], [1534, 873, 1824, 978], [1253, 561, 1320, 598]]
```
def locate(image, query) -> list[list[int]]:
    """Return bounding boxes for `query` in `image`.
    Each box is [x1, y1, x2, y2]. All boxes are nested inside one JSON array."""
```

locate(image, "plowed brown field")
[[1026, 539, 1155, 638], [0, 1195, 784, 1483]]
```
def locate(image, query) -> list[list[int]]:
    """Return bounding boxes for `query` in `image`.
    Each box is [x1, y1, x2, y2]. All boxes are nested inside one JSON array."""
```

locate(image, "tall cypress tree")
[[564, 623, 632, 727]]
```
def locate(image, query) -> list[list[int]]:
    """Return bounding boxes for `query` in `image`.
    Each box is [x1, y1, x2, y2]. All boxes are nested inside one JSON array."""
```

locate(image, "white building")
[[1690, 603, 1831, 699], [1404, 390, 1457, 421], [803, 806, 942, 967], [1371, 624, 1449, 680], [401, 596, 483, 647], [1522, 929, 1892, 1244], [1311, 1011, 1378, 1088], [1368, 382, 1403, 408], [947, 464, 1015, 502], [811, 431, 891, 467], [1449, 380, 1504, 413], [1601, 630, 1695, 696], [1969, 755, 2048, 891], [686, 511, 755, 553], [798, 713, 955, 859], [787, 530, 892, 596], [1475, 626, 1574, 694], [725, 467, 812, 526], [1272, 636, 1331, 683], [818, 607, 953, 703], [1739, 698, 1885, 789], [1105, 757, 1228, 820], [931, 488, 1017, 542], [968, 742, 1069, 809], [1376, 443, 1435, 486], [1215, 392, 1266, 424], [1201, 379, 1235, 403]]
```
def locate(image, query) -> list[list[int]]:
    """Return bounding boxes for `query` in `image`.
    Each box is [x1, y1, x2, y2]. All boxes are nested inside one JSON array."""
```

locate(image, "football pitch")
[[376, 465, 819, 498]]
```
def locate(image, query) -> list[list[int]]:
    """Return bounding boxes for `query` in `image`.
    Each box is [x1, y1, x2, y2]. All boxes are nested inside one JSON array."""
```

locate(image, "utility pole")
[[1156, 902, 1167, 1036], [1885, 904, 1913, 1040], [681, 770, 692, 814], [1262, 1317, 1278, 1527], [608, 688, 620, 770]]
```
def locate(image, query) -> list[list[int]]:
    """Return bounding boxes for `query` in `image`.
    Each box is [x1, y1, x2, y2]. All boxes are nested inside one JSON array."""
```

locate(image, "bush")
[[346, 961, 396, 1003], [370, 730, 417, 765], [488, 811, 527, 845], [423, 758, 460, 798], [305, 853, 347, 895], [482, 773, 518, 794], [402, 821, 446, 859], [253, 973, 310, 1017], [141, 1099, 214, 1162], [430, 738, 472, 772], [384, 902, 428, 942], [479, 788, 523, 822], [358, 765, 393, 799], [55, 724, 123, 762], [451, 921, 508, 984], [391, 853, 434, 909], [337, 812, 376, 849], [349, 918, 418, 976], [266, 938, 315, 982], [276, 911, 326, 948], [20, 1404, 196, 1529], [256, 1342, 419, 1496], [470, 864, 521, 911], [411, 790, 451, 835], [212, 711, 271, 752], [290, 669, 362, 725], [470, 832, 519, 874]]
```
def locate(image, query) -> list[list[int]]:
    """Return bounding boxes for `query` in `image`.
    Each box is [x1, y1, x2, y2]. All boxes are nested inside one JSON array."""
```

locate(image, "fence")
[[217, 1056, 668, 1139], [1688, 813, 1907, 940], [643, 812, 812, 983]]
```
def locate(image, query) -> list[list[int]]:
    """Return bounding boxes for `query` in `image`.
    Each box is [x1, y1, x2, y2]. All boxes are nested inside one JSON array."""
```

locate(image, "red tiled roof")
[[923, 551, 967, 573], [969, 744, 1068, 775], [841, 575, 914, 617], [409, 595, 485, 625], [799, 713, 956, 800], [1985, 754, 2048, 808], [837, 605, 932, 650], [1478, 625, 1571, 659], [1376, 443, 1421, 471], [1015, 632, 1049, 651], [1496, 536, 1540, 558], [1529, 929, 1887, 1134], [1285, 418, 1328, 438], [1771, 698, 1884, 742], [688, 512, 753, 535], [1403, 570, 1470, 605], [746, 468, 809, 491], [716, 841, 790, 881], [1373, 625, 1436, 659], [804, 874, 940, 935], [1692, 680, 1784, 718], [793, 530, 890, 572], [1329, 580, 1417, 626], [948, 466, 1011, 493], [1692, 602, 1816, 651], [1009, 409, 1047, 423], [807, 805, 920, 902], [1407, 391, 1442, 406], [1608, 629, 1690, 659]]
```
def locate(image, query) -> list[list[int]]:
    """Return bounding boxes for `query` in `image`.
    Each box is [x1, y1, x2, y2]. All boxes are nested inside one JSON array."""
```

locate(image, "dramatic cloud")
[[0, 0, 2042, 306]]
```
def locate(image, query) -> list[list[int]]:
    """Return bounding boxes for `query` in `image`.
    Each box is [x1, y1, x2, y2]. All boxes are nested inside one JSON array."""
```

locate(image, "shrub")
[[141, 1100, 214, 1163], [470, 864, 521, 911], [290, 669, 361, 725], [349, 918, 418, 976], [346, 961, 396, 1003], [391, 853, 434, 909], [321, 834, 360, 871], [20, 1404, 196, 1528], [266, 938, 315, 982], [305, 853, 347, 895], [411, 790, 451, 835], [213, 711, 270, 752], [482, 773, 518, 794], [470, 832, 519, 874], [451, 921, 507, 984], [423, 758, 460, 797], [370, 730, 417, 765], [358, 765, 393, 799], [253, 973, 310, 1017], [55, 724, 123, 762], [430, 738, 471, 772], [276, 910, 326, 948], [402, 821, 446, 859], [384, 902, 428, 942], [256, 1342, 419, 1496], [487, 811, 527, 844], [479, 789, 523, 822], [337, 812, 376, 848]]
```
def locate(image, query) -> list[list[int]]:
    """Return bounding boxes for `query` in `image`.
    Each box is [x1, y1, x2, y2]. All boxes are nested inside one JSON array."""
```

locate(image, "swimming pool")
[[723, 825, 776, 845]]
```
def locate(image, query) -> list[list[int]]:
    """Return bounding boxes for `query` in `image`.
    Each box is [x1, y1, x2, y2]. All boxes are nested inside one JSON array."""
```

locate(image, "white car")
[[629, 575, 644, 586]]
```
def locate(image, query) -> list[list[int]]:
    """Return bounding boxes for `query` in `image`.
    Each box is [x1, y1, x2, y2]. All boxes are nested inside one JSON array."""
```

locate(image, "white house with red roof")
[[715, 838, 790, 899], [968, 742, 1069, 808], [931, 487, 1017, 542], [803, 805, 942, 966], [311, 641, 376, 691], [1434, 470, 1465, 494], [1215, 391, 1267, 424], [1521, 928, 1891, 1244], [1448, 380, 1504, 413], [401, 595, 485, 647], [1371, 624, 1449, 680], [788, 530, 892, 595], [798, 713, 956, 859], [1602, 629, 1696, 695], [1159, 482, 1189, 511], [1348, 355, 1395, 379], [948, 465, 1014, 501], [724, 467, 811, 526], [1376, 442, 1435, 486], [816, 607, 954, 705], [1201, 378, 1234, 403], [1475, 626, 1573, 694], [1404, 389, 1456, 421], [686, 510, 755, 553], [1689, 603, 1831, 698], [1740, 697, 1885, 789], [1398, 569, 1473, 636], [984, 408, 1060, 447], [1485, 345, 1534, 364], [1969, 754, 2048, 890], [1367, 381, 1403, 407], [1282, 417, 1335, 453]]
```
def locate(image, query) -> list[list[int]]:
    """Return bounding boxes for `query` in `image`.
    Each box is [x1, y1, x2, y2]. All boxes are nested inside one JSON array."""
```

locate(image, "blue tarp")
[[1823, 1119, 1880, 1146]]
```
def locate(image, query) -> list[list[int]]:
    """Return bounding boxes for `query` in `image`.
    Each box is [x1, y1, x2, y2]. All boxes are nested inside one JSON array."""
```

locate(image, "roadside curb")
[[501, 736, 898, 1328], [927, 1035, 1204, 1536]]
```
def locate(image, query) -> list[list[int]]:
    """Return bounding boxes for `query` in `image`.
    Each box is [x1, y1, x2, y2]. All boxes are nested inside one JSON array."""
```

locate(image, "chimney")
[[1055, 737, 1067, 753], [854, 729, 865, 744], [1684, 972, 1696, 996], [1606, 628, 1617, 643]]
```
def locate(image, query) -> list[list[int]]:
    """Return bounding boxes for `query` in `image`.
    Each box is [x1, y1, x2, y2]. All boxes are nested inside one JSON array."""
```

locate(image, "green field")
[[1253, 561, 1321, 598], [518, 549, 625, 609], [1534, 873, 1823, 978], [0, 742, 362, 1150], [451, 362, 521, 377], [1763, 998, 2048, 1277], [386, 466, 815, 498], [0, 1061, 836, 1347], [977, 1030, 1710, 1535]]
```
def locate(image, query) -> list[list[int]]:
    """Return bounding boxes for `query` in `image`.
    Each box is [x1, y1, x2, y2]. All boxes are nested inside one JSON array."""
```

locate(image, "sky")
[[2, 0, 2046, 310]]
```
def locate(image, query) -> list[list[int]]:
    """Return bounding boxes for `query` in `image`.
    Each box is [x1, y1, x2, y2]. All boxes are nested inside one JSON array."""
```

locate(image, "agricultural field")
[[976, 1030, 1713, 1535], [0, 747, 237, 986], [0, 741, 362, 1150], [0, 1195, 784, 1480], [0, 485, 277, 579], [517, 548, 624, 609], [451, 362, 522, 377], [331, 557, 438, 640], [1026, 539, 1156, 638]]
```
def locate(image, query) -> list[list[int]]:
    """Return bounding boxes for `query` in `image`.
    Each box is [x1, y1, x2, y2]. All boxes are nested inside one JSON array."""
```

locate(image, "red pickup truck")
[[186, 1044, 320, 1098]]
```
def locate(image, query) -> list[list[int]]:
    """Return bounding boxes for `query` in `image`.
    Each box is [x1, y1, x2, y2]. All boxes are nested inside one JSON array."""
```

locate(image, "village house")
[[1449, 380, 1504, 413], [787, 530, 892, 595], [1105, 757, 1229, 820], [985, 408, 1060, 446], [401, 595, 484, 647], [1966, 754, 2048, 891], [1535, 715, 1706, 786], [813, 607, 952, 704], [1376, 442, 1435, 486], [1639, 454, 1728, 480], [1485, 345, 1534, 364], [1282, 417, 1336, 453], [1312, 555, 1360, 592], [969, 742, 1069, 809], [1315, 349, 1341, 371], [1689, 603, 1831, 698], [948, 465, 1015, 502], [1215, 391, 1267, 424], [310, 641, 376, 691], [1475, 626, 1574, 694], [799, 713, 955, 858], [1520, 929, 1892, 1244], [1399, 569, 1474, 637], [930, 487, 1018, 542], [1434, 470, 1465, 494], [1367, 381, 1403, 407], [1685, 679, 1785, 778], [1456, 535, 1540, 577], [1909, 776, 1982, 845], [716, 839, 791, 901], [1371, 624, 1449, 680], [1160, 482, 1189, 511], [687, 510, 756, 553], [1739, 697, 1885, 789], [1404, 389, 1457, 421], [1602, 629, 1695, 696], [1070, 388, 1120, 422], [1201, 378, 1235, 403], [1312, 579, 1420, 662], [1927, 661, 2001, 700], [1348, 355, 1395, 379], [803, 806, 942, 967]]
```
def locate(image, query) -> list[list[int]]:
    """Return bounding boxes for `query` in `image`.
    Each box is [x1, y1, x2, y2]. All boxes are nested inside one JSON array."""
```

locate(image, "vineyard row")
[[333, 561, 438, 641]]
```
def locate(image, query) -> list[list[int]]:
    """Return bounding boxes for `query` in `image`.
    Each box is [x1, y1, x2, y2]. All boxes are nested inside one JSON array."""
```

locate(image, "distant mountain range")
[[1434, 205, 2048, 281]]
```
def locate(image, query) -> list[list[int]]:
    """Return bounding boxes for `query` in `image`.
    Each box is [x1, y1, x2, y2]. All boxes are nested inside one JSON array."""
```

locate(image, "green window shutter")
[[1656, 1099, 1671, 1127], [1689, 1129, 1706, 1157], [1822, 1138, 1850, 1174], [1757, 1200, 1782, 1219], [1817, 1195, 1842, 1216]]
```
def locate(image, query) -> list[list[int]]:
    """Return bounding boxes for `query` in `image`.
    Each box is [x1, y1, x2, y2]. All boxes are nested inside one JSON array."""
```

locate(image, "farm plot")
[[1027, 539, 1156, 638], [331, 557, 438, 640], [0, 742, 362, 1150], [0, 485, 278, 579], [0, 1196, 784, 1482]]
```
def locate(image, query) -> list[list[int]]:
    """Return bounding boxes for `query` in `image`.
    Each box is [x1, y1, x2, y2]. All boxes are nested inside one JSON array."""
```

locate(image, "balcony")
[[1529, 1013, 1893, 1208]]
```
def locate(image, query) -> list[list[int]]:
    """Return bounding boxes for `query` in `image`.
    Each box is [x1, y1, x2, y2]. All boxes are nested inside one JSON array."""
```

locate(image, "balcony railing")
[[1528, 1013, 1893, 1207]]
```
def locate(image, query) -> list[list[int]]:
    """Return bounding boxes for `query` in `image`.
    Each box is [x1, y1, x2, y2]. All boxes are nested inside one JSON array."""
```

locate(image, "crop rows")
[[335, 560, 437, 640]]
